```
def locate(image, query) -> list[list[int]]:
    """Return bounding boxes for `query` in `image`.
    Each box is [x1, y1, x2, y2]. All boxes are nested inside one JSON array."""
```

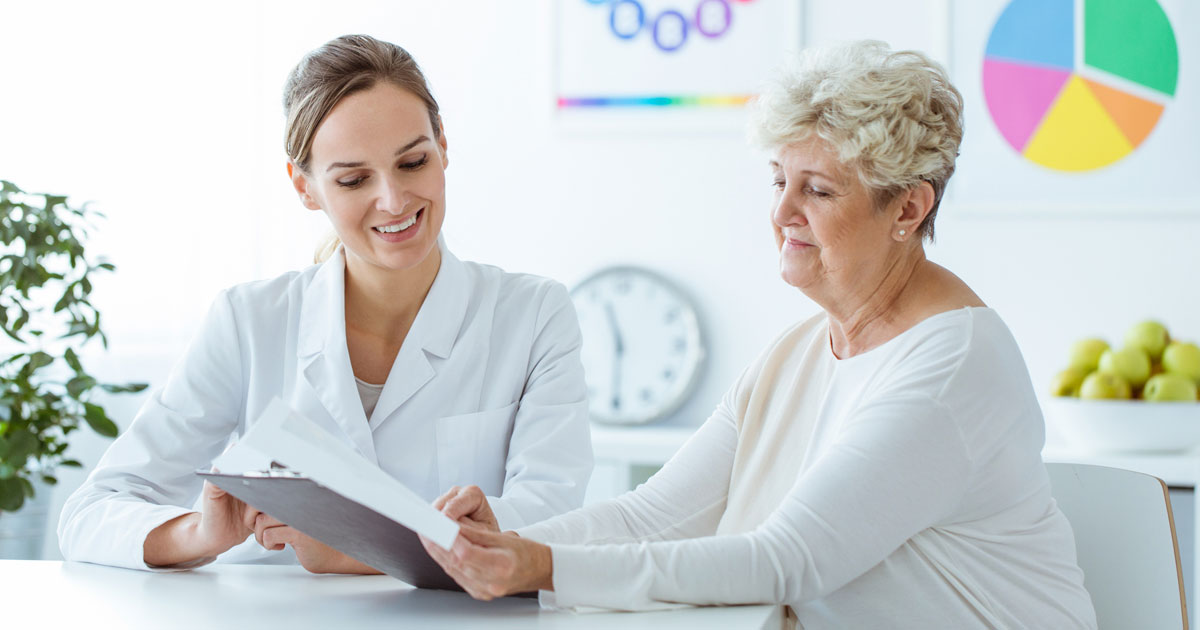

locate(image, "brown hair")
[[283, 35, 441, 262]]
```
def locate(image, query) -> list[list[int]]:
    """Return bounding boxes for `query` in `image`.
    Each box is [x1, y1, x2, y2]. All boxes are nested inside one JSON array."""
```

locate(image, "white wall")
[[2, 0, 1198, 559]]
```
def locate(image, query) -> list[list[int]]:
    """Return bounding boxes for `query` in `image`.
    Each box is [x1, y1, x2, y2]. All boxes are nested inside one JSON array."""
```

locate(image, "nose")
[[771, 185, 808, 229], [375, 176, 411, 215]]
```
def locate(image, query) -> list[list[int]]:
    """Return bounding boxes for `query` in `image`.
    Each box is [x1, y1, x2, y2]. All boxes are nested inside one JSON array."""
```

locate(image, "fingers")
[[261, 524, 296, 552], [421, 533, 499, 601], [241, 503, 261, 535], [202, 480, 226, 499], [254, 513, 287, 550], [432, 485, 464, 512], [455, 523, 505, 548], [440, 486, 484, 521]]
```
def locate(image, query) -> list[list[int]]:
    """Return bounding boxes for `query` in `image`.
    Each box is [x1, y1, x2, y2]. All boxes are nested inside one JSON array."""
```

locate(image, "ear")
[[892, 181, 935, 241], [436, 117, 449, 169], [289, 162, 323, 212]]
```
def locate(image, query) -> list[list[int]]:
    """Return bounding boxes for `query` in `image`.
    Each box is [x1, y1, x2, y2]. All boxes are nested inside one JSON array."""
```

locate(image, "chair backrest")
[[1046, 462, 1188, 630]]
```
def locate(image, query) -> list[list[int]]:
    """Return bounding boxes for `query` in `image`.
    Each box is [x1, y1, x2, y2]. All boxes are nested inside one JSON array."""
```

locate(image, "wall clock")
[[570, 266, 705, 425]]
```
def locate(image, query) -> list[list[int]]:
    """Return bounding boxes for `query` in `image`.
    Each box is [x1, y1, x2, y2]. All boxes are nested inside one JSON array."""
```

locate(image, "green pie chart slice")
[[1084, 0, 1179, 96]]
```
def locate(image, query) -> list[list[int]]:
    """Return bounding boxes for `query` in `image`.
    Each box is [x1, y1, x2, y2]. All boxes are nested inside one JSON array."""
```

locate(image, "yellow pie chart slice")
[[1023, 75, 1133, 171]]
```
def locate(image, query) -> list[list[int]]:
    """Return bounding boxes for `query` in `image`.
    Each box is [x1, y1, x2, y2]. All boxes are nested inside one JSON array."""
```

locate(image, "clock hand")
[[605, 302, 623, 410]]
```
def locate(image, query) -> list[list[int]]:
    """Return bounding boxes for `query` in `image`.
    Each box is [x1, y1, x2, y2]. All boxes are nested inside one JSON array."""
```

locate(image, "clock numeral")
[[640, 388, 653, 402], [664, 307, 680, 323], [615, 278, 632, 295], [662, 368, 674, 381], [672, 337, 687, 354], [611, 395, 621, 411]]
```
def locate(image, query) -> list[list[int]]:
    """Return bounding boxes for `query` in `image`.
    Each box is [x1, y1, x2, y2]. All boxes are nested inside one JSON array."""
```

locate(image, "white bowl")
[[1044, 398, 1200, 454]]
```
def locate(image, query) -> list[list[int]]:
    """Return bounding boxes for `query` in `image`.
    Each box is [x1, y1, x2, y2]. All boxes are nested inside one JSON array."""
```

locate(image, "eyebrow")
[[325, 135, 431, 172], [767, 161, 836, 180]]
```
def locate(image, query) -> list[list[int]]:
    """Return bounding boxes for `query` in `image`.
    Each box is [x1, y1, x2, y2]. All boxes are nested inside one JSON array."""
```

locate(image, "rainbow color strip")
[[557, 94, 752, 108]]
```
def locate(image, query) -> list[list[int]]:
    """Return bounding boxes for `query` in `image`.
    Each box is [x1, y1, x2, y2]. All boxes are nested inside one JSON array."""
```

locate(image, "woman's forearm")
[[143, 513, 214, 567]]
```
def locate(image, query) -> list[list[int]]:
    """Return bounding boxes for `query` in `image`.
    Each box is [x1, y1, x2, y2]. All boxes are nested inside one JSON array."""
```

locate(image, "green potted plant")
[[0, 179, 146, 557]]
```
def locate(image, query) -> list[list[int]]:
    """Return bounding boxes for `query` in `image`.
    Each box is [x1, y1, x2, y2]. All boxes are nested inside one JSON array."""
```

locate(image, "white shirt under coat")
[[59, 244, 593, 570]]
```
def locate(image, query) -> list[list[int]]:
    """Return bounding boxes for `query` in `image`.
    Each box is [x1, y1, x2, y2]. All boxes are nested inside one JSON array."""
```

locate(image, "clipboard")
[[197, 470, 461, 591]]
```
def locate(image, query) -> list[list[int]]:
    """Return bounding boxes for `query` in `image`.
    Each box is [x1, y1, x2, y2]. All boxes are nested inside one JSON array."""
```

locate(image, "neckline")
[[828, 306, 993, 364], [354, 377, 385, 390]]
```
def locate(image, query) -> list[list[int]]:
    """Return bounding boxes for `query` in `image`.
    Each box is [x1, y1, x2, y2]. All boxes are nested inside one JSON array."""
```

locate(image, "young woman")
[[58, 34, 592, 573]]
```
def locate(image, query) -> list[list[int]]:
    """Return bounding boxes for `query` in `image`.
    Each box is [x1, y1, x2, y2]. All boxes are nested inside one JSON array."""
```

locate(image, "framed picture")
[[552, 0, 804, 130], [946, 0, 1198, 213]]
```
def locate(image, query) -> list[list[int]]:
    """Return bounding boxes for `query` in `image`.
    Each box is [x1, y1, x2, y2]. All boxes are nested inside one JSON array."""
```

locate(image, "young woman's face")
[[296, 82, 448, 273]]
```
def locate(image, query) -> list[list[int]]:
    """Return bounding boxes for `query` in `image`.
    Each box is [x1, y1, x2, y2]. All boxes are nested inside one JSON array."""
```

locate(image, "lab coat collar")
[[369, 242, 470, 430], [296, 241, 469, 360], [295, 242, 471, 452]]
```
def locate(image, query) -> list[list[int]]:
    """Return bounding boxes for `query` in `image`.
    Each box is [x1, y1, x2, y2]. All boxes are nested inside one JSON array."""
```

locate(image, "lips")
[[370, 208, 425, 243], [785, 237, 814, 249], [373, 208, 423, 234]]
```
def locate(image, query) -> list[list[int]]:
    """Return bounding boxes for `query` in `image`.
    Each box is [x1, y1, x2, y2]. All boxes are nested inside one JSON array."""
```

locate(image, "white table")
[[0, 561, 783, 630]]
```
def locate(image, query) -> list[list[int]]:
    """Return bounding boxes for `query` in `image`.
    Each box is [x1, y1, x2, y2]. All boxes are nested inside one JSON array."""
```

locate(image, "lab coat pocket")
[[435, 401, 518, 495]]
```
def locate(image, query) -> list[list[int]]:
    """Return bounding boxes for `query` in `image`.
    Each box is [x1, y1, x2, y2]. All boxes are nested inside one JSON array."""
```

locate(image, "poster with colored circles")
[[554, 0, 801, 117], [950, 0, 1198, 210]]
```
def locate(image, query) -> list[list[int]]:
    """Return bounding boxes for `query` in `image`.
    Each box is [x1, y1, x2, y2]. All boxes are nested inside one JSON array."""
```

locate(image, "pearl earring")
[[898, 229, 907, 237]]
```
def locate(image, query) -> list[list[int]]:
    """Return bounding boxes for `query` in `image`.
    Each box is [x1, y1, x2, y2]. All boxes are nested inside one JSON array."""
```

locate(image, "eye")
[[399, 155, 428, 170], [336, 176, 367, 188], [806, 186, 832, 198], [771, 178, 785, 190]]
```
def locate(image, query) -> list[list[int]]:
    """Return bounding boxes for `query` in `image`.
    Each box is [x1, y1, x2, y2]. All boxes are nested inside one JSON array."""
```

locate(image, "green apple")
[[1142, 373, 1198, 402], [1049, 367, 1089, 397], [1098, 346, 1152, 388], [1125, 320, 1170, 362], [1079, 372, 1132, 400], [1067, 338, 1110, 372], [1163, 341, 1200, 384]]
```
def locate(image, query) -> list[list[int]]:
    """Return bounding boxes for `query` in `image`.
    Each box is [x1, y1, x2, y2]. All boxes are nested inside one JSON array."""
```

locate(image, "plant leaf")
[[5, 430, 38, 463], [60, 459, 83, 468], [64, 347, 83, 373], [100, 382, 148, 394], [40, 474, 57, 486], [0, 478, 24, 511], [83, 402, 118, 437], [28, 351, 53, 371], [66, 375, 97, 398]]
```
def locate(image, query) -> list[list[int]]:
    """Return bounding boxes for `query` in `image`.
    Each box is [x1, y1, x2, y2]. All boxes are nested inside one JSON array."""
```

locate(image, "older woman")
[[420, 41, 1098, 628]]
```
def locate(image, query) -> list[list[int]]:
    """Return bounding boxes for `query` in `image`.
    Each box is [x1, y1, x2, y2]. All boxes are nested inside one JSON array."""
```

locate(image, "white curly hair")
[[750, 40, 964, 240]]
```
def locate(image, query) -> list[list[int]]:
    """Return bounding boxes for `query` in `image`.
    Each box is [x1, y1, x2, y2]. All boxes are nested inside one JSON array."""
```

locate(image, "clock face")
[[570, 267, 705, 425]]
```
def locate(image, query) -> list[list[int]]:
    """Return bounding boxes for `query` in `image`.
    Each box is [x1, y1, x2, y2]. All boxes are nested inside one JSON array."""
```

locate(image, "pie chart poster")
[[951, 0, 1199, 210]]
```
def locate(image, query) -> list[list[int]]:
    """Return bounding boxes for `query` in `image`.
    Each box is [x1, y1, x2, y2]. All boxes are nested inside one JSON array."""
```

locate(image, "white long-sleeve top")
[[60, 244, 593, 570], [518, 308, 1097, 629]]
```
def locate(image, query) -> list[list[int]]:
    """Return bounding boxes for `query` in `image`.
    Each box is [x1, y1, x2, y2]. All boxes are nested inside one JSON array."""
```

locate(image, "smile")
[[373, 209, 422, 234]]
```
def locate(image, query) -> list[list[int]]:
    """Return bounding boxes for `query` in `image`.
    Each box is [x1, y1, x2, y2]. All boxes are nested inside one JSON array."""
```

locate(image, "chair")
[[1046, 462, 1188, 630]]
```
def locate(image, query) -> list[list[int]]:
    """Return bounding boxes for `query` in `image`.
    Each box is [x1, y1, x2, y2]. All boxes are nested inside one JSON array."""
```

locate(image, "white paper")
[[213, 397, 460, 550]]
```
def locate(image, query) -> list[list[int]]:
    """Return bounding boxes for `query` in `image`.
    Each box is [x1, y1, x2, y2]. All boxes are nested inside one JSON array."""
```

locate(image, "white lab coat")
[[58, 244, 593, 570]]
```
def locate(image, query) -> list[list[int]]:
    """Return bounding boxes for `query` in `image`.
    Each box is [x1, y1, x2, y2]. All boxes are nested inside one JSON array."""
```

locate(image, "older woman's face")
[[770, 137, 896, 292]]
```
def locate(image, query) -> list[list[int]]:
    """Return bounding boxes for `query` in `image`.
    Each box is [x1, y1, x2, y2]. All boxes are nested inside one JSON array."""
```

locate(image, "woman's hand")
[[254, 513, 381, 575], [433, 485, 500, 533], [144, 480, 257, 566], [419, 525, 553, 600], [199, 480, 261, 554]]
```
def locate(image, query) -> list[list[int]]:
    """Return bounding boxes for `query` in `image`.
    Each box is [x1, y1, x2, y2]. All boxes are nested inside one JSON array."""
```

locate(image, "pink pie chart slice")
[[983, 58, 1073, 152]]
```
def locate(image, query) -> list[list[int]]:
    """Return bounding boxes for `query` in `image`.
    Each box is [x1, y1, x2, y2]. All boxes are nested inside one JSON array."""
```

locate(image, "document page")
[[212, 397, 460, 550]]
